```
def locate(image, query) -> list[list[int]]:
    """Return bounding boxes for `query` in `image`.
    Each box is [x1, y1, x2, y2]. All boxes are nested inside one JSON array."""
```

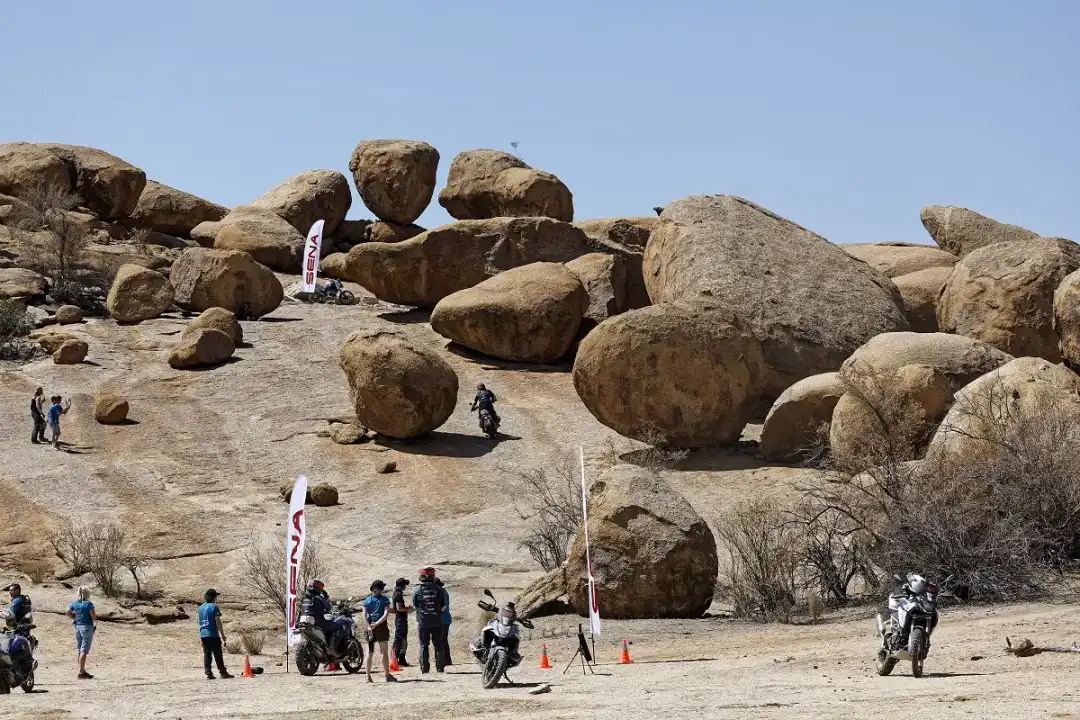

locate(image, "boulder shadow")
[[183, 357, 243, 372], [378, 308, 431, 324], [256, 316, 303, 323], [376, 431, 520, 458], [444, 343, 572, 374]]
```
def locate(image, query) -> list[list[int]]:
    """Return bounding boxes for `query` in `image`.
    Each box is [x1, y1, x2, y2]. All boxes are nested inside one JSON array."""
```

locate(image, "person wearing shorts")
[[66, 586, 97, 679], [363, 580, 395, 683]]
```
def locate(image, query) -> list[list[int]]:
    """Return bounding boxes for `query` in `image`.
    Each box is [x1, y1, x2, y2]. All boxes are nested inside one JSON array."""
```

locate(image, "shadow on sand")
[[376, 431, 521, 458]]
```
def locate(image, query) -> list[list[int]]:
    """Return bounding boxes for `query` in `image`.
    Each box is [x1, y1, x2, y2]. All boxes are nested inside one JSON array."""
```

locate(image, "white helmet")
[[906, 573, 927, 594]]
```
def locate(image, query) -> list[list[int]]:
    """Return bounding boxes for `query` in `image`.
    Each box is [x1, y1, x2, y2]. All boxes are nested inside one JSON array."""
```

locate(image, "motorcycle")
[[0, 616, 39, 694], [311, 280, 355, 305], [875, 573, 952, 678], [478, 407, 499, 439], [469, 589, 534, 689], [292, 599, 364, 676]]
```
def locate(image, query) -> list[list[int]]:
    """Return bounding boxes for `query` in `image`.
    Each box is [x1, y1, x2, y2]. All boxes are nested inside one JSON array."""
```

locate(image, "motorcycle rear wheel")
[[20, 670, 33, 693], [295, 646, 320, 676], [909, 627, 926, 678], [482, 648, 508, 689], [342, 639, 363, 674], [0, 673, 10, 694], [874, 648, 897, 676]]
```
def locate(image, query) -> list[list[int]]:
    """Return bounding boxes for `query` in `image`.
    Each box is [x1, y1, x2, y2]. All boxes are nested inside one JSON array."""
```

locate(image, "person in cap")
[[363, 580, 396, 683], [390, 577, 413, 667], [435, 577, 453, 666], [411, 567, 445, 673], [198, 588, 233, 680]]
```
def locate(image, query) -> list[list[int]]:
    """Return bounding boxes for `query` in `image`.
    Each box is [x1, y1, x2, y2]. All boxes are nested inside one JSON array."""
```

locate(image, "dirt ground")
[[6, 600, 1080, 719], [3, 281, 1079, 718]]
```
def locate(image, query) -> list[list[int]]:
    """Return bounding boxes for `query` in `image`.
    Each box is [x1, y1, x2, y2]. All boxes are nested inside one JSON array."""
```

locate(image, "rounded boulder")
[[129, 180, 228, 237], [183, 307, 242, 346], [106, 264, 174, 323], [249, 170, 352, 236], [94, 393, 130, 424], [53, 339, 88, 364], [438, 149, 572, 221], [170, 248, 283, 318], [759, 372, 846, 461], [167, 328, 235, 369], [892, 266, 952, 333], [349, 140, 439, 225], [1054, 269, 1080, 372], [338, 329, 458, 439], [572, 300, 765, 447]]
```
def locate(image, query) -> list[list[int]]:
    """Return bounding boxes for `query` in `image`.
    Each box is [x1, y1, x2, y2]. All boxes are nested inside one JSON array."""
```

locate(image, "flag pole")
[[579, 446, 597, 663]]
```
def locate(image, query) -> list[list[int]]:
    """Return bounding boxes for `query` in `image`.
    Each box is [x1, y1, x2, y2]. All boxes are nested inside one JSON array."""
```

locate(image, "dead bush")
[[19, 559, 50, 585], [716, 498, 801, 622], [239, 533, 332, 615], [509, 455, 583, 571], [0, 299, 34, 362], [239, 627, 268, 656], [225, 637, 243, 655], [47, 519, 150, 597]]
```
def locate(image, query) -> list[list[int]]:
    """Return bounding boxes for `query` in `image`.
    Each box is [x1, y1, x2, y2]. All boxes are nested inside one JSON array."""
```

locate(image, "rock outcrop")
[[518, 465, 717, 619], [129, 180, 228, 237], [840, 242, 957, 278], [106, 264, 174, 323], [644, 195, 908, 396], [167, 327, 235, 369], [759, 372, 846, 461], [892, 266, 952, 333], [938, 237, 1080, 362], [349, 140, 439, 225], [183, 307, 243, 346], [431, 262, 589, 363], [339, 329, 458, 438], [920, 205, 1040, 257], [573, 217, 655, 310], [94, 394, 130, 424], [170, 248, 283, 318], [573, 300, 764, 447], [438, 149, 572, 222], [249, 170, 352, 236]]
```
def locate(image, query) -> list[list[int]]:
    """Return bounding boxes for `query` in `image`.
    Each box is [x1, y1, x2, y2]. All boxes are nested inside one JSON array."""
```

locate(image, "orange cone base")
[[242, 656, 254, 678], [539, 645, 552, 670]]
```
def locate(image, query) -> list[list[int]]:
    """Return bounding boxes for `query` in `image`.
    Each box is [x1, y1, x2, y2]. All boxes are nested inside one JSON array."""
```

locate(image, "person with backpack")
[[411, 567, 445, 673], [30, 387, 46, 444], [4, 583, 31, 630]]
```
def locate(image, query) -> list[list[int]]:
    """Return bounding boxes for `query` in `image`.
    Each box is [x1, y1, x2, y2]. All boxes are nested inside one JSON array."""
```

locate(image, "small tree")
[[509, 456, 584, 571], [716, 498, 802, 622], [47, 519, 150, 597], [239, 533, 332, 615]]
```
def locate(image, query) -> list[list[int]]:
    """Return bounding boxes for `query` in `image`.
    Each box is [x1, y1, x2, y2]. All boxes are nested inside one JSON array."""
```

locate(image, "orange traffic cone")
[[539, 644, 552, 670], [618, 639, 632, 664], [389, 650, 402, 672], [241, 656, 254, 678]]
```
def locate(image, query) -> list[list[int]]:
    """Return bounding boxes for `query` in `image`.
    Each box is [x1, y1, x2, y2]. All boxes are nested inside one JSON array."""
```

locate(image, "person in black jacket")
[[30, 387, 46, 444], [471, 383, 499, 426], [411, 567, 445, 673], [391, 577, 413, 667], [301, 580, 341, 654]]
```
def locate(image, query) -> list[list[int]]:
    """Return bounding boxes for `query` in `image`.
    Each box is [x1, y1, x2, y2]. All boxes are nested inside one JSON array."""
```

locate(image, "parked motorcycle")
[[469, 589, 534, 689], [875, 573, 952, 678], [311, 280, 355, 305], [478, 407, 499, 439], [0, 618, 38, 694], [292, 599, 363, 676]]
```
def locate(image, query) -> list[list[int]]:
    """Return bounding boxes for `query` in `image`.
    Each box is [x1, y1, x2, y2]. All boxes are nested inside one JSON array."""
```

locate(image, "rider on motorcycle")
[[4, 584, 30, 630], [471, 383, 500, 426], [301, 580, 341, 653]]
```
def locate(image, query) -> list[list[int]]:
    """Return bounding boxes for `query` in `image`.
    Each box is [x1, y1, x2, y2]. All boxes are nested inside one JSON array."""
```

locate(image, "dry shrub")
[[239, 627, 268, 656], [716, 498, 800, 622], [239, 533, 332, 615], [46, 519, 150, 597], [225, 637, 243, 655], [509, 455, 583, 571], [20, 559, 50, 585], [0, 299, 34, 362]]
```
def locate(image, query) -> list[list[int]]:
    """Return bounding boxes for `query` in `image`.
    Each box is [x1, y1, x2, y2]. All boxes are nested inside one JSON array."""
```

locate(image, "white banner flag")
[[300, 220, 325, 294], [580, 447, 601, 637], [285, 475, 309, 647]]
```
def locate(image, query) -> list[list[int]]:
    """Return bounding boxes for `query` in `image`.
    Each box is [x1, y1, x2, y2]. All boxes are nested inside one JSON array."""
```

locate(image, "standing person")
[[362, 580, 396, 683], [390, 577, 413, 667], [435, 577, 453, 666], [65, 586, 97, 679], [412, 567, 445, 673], [198, 589, 233, 680], [30, 387, 46, 444], [47, 395, 71, 450]]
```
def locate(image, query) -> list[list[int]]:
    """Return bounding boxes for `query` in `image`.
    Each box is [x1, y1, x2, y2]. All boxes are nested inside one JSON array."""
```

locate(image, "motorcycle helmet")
[[310, 579, 325, 593], [906, 574, 927, 594], [419, 567, 435, 582], [476, 383, 485, 390]]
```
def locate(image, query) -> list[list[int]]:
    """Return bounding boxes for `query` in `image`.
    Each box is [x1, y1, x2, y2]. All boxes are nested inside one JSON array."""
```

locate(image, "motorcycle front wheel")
[[337, 290, 355, 305], [295, 646, 320, 676], [20, 670, 33, 693], [482, 647, 508, 689], [909, 627, 926, 678], [342, 639, 363, 674], [874, 648, 897, 676]]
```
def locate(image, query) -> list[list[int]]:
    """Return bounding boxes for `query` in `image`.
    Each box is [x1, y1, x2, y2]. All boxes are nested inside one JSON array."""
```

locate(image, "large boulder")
[[518, 465, 717, 619], [248, 170, 351, 236], [55, 305, 84, 325], [37, 332, 76, 354], [308, 483, 339, 507], [170, 248, 283, 318], [183, 307, 242, 345], [840, 242, 957, 278], [928, 357, 1080, 458], [644, 195, 909, 396], [191, 205, 304, 255], [938, 237, 1080, 362], [1054, 269, 1080, 373], [53, 339, 88, 364], [0, 268, 47, 300], [438, 149, 573, 221], [338, 329, 458, 439], [129, 180, 228, 237], [830, 364, 953, 466], [0, 143, 72, 200], [348, 140, 439, 225], [759, 372, 846, 461], [320, 252, 350, 280], [573, 217, 655, 309], [106, 264, 174, 323], [566, 253, 629, 333], [167, 327, 235, 369], [94, 393, 129, 424], [343, 217, 605, 307], [892, 266, 952, 333], [573, 300, 765, 447], [366, 221, 425, 244], [920, 205, 1040, 257], [430, 262, 588, 363], [214, 218, 301, 272], [841, 332, 1014, 391], [35, 143, 146, 220]]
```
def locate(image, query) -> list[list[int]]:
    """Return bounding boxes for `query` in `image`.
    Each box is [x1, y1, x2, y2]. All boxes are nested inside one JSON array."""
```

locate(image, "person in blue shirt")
[[363, 580, 396, 683], [435, 577, 453, 666], [46, 395, 71, 450], [198, 588, 233, 680], [66, 586, 97, 679]]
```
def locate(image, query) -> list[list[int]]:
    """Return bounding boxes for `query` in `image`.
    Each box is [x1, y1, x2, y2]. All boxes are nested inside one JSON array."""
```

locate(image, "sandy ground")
[[6, 600, 1080, 719]]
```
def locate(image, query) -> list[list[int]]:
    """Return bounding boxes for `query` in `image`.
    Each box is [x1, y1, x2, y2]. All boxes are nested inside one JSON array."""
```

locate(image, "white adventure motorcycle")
[[875, 573, 952, 678]]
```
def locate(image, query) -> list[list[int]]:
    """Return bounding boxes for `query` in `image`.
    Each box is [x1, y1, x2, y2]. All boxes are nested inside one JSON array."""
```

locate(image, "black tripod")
[[562, 624, 595, 675]]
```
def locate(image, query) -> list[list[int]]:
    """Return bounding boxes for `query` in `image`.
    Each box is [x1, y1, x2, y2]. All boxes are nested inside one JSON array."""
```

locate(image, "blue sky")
[[3, 1, 1077, 243]]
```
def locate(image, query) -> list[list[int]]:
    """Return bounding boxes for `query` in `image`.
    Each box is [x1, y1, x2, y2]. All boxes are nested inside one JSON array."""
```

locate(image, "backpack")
[[415, 583, 442, 626]]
